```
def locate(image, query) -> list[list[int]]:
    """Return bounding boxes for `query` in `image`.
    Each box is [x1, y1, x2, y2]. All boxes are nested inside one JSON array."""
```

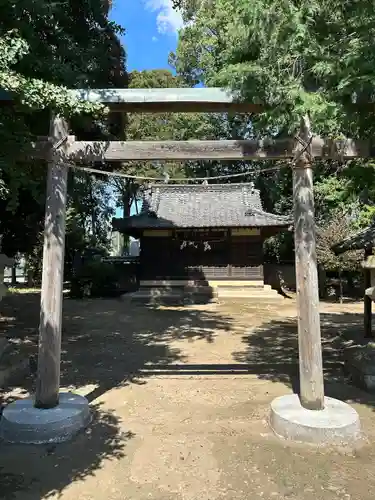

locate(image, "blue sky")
[[110, 0, 183, 71], [110, 1, 183, 217], [108, 4, 203, 219]]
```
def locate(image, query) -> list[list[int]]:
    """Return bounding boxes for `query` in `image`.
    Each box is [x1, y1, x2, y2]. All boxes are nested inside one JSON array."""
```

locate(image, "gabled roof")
[[332, 224, 375, 254], [112, 183, 291, 232]]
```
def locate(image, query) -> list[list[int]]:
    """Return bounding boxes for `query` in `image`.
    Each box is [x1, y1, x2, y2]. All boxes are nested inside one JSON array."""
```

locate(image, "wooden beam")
[[0, 87, 260, 112], [293, 115, 325, 411], [66, 139, 295, 161], [32, 137, 371, 162], [72, 87, 261, 113], [35, 116, 70, 409]]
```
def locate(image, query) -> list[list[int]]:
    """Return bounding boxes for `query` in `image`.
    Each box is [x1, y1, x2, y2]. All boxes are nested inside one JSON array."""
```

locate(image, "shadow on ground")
[[1, 293, 374, 498], [0, 402, 133, 500], [0, 291, 233, 499], [232, 308, 375, 409], [0, 292, 232, 401]]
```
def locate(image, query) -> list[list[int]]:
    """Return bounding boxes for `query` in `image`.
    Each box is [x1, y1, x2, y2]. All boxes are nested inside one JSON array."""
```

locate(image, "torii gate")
[[0, 88, 367, 444]]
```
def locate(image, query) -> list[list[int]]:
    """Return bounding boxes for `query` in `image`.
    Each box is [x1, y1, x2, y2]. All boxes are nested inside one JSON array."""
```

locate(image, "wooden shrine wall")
[[139, 228, 264, 282]]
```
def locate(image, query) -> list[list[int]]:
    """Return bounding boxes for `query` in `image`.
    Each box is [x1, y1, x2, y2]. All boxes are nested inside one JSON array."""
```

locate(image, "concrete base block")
[[0, 393, 91, 444], [270, 394, 361, 446]]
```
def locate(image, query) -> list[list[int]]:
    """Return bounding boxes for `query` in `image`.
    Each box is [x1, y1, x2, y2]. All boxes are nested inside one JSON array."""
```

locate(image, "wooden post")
[[364, 246, 372, 338], [293, 115, 325, 411], [35, 115, 70, 409]]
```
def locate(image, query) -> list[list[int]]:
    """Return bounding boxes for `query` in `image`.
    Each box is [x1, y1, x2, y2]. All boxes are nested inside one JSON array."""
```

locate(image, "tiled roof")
[[113, 183, 292, 230], [332, 224, 375, 254]]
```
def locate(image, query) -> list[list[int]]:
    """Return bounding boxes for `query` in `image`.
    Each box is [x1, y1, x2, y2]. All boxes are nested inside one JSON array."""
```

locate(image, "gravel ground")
[[0, 293, 374, 500]]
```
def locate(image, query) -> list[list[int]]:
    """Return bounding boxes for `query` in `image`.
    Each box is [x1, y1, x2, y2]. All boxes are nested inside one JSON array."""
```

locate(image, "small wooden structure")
[[112, 182, 290, 288], [332, 224, 375, 338]]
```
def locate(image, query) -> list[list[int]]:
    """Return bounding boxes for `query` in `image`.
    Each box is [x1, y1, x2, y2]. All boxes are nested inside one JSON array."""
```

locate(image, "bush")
[[70, 258, 121, 298]]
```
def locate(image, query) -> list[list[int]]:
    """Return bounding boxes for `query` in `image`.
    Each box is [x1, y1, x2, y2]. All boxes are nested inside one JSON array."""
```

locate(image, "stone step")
[[219, 294, 283, 301], [123, 284, 284, 304], [214, 286, 266, 291], [123, 288, 218, 306], [217, 286, 283, 300], [184, 286, 217, 295], [217, 284, 273, 292]]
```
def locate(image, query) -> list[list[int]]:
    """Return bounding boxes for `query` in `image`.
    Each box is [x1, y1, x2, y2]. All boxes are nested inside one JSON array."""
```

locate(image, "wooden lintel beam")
[[67, 139, 295, 161], [72, 88, 261, 113], [102, 102, 261, 113], [31, 137, 371, 162], [0, 88, 260, 113]]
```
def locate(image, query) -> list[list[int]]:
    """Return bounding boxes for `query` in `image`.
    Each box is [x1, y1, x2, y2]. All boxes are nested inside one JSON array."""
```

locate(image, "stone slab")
[[344, 344, 375, 392], [0, 393, 91, 444], [345, 361, 375, 392], [344, 344, 375, 374], [123, 285, 283, 304], [217, 290, 283, 300], [123, 288, 218, 306], [270, 394, 361, 445], [344, 342, 375, 376]]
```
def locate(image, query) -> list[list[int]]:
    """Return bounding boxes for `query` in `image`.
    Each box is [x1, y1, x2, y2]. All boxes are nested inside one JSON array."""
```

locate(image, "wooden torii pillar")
[[35, 115, 71, 409], [293, 116, 324, 410]]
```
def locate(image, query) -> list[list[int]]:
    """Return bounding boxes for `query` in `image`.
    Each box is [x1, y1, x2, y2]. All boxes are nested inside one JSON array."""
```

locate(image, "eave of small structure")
[[331, 224, 375, 255]]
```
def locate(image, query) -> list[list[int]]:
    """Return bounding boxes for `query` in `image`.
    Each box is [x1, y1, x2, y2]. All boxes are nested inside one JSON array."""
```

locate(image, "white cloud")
[[152, 35, 158, 42], [145, 0, 183, 35]]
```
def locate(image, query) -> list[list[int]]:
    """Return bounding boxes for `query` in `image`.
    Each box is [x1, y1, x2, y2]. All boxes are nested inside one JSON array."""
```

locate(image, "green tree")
[[0, 0, 127, 262], [173, 0, 375, 137], [316, 209, 362, 301]]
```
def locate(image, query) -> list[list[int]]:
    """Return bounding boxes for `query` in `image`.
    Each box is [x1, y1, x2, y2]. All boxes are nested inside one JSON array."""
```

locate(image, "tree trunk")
[[318, 265, 326, 299], [339, 270, 343, 304], [90, 175, 97, 241], [11, 264, 17, 286], [27, 270, 34, 288], [121, 185, 132, 254]]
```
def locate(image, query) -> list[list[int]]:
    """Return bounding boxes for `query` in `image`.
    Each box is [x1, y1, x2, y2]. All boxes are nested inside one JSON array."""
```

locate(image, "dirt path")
[[1, 294, 374, 499]]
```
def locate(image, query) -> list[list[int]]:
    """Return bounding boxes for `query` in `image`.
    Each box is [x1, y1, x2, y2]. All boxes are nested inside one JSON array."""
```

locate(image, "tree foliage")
[[0, 1, 125, 112], [0, 0, 127, 265], [316, 210, 362, 273], [173, 0, 375, 137]]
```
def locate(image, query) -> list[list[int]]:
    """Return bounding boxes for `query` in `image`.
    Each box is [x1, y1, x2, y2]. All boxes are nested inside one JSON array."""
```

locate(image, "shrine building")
[[112, 182, 291, 300]]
